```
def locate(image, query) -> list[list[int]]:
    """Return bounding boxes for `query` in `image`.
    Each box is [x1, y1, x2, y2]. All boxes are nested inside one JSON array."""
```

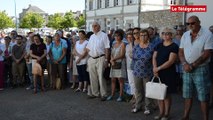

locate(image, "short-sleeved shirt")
[[86, 31, 110, 57], [12, 44, 25, 63], [180, 27, 213, 65], [132, 43, 154, 78], [75, 40, 89, 65], [50, 39, 67, 64], [30, 43, 46, 58]]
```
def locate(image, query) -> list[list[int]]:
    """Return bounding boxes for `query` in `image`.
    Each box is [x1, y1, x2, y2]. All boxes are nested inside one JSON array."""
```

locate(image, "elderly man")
[[179, 16, 213, 120], [86, 21, 110, 101]]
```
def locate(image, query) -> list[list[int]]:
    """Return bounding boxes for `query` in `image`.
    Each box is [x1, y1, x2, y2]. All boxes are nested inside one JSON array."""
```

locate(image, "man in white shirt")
[[179, 15, 213, 120], [86, 21, 110, 101]]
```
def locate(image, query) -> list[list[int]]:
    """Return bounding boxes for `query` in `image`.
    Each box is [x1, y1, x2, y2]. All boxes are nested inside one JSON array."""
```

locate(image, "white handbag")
[[145, 76, 167, 100]]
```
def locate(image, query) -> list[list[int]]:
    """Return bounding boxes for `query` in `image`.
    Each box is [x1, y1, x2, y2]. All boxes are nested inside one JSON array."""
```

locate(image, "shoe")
[[161, 116, 169, 120], [116, 96, 123, 102], [26, 86, 33, 90], [106, 96, 113, 101], [144, 109, 150, 115], [70, 85, 75, 89], [87, 95, 97, 99], [154, 115, 163, 120], [75, 88, 82, 92], [131, 108, 140, 113], [100, 96, 107, 101], [83, 89, 87, 93]]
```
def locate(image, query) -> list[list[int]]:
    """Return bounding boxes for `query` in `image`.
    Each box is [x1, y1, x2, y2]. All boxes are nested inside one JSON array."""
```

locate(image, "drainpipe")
[[138, 0, 141, 27], [182, 0, 187, 25]]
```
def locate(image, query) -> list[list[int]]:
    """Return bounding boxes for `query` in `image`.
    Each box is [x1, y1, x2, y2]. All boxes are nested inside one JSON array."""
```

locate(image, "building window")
[[115, 19, 119, 30], [114, 0, 119, 6], [89, 0, 93, 10], [105, 0, 109, 8], [97, 0, 102, 9], [107, 20, 111, 31], [127, 0, 134, 5]]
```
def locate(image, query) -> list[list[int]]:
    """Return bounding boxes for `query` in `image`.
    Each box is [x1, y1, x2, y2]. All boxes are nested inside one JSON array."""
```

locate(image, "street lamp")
[[14, 0, 18, 31]]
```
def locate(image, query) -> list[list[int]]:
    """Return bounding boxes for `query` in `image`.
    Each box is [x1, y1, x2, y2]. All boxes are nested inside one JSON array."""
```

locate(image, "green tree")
[[19, 12, 44, 29], [61, 11, 76, 29], [76, 15, 85, 28], [0, 11, 15, 30], [47, 13, 63, 29]]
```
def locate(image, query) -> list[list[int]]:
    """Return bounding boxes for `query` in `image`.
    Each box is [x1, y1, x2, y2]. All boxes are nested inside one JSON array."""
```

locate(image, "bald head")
[[188, 15, 200, 24]]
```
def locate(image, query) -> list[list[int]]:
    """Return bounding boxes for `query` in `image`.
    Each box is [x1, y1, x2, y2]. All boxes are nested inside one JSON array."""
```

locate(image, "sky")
[[0, 0, 85, 17]]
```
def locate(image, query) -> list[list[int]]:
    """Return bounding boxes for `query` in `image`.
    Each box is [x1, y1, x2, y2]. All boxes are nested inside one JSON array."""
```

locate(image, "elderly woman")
[[49, 32, 67, 90], [70, 35, 79, 89], [131, 29, 155, 114], [125, 33, 136, 103], [107, 29, 126, 102], [152, 27, 179, 120], [74, 30, 89, 92], [30, 34, 47, 93]]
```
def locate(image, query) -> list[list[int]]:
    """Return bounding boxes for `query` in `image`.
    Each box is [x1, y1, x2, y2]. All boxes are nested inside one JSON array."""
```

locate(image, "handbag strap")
[[150, 76, 162, 84]]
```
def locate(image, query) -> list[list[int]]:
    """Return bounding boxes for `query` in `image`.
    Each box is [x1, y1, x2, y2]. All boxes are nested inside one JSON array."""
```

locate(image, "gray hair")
[[159, 26, 176, 39]]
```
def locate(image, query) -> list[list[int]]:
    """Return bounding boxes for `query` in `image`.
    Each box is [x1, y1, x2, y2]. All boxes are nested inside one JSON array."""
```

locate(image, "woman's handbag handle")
[[150, 76, 162, 84]]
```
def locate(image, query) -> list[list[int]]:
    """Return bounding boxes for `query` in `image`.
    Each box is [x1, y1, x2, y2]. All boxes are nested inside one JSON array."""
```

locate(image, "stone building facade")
[[85, 0, 183, 32]]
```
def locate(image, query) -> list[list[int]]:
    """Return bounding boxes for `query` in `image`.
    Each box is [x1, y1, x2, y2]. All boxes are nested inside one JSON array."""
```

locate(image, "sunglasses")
[[186, 22, 196, 26], [162, 32, 172, 35]]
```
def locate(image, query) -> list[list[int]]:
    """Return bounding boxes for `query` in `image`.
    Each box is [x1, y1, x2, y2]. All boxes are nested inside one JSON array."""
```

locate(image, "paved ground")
[[0, 87, 212, 120]]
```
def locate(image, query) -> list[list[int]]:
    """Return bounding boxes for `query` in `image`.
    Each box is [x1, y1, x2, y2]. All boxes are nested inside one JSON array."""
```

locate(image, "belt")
[[92, 54, 105, 59]]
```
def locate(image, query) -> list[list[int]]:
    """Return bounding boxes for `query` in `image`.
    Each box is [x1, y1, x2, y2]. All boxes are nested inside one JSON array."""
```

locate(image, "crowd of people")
[[0, 15, 213, 120]]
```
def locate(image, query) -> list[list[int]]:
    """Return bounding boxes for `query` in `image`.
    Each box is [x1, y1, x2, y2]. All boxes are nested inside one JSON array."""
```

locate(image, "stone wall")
[[140, 10, 183, 29]]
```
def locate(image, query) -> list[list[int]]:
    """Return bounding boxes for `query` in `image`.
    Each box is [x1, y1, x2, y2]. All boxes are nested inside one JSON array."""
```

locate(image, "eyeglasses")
[[133, 32, 139, 35], [186, 22, 196, 26], [162, 32, 172, 35]]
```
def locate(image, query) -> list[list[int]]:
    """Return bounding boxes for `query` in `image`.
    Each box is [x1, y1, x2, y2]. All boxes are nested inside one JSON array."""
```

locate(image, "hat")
[[32, 62, 42, 76], [55, 31, 62, 36]]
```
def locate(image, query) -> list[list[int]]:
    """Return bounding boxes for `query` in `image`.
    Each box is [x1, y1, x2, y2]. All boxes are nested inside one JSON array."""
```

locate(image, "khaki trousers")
[[87, 56, 107, 97], [134, 76, 153, 110], [12, 62, 25, 85]]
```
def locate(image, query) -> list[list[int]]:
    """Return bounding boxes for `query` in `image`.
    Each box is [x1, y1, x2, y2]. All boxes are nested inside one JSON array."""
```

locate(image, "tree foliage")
[[47, 13, 63, 29], [76, 15, 85, 28], [0, 11, 15, 30], [19, 12, 44, 29], [61, 11, 76, 29]]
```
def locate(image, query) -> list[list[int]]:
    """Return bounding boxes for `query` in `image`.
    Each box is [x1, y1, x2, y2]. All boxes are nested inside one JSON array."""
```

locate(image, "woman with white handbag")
[[131, 29, 155, 114], [152, 27, 179, 120]]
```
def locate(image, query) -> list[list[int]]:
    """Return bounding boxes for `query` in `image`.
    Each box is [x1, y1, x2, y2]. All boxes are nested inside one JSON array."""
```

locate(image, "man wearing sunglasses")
[[179, 16, 213, 120]]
